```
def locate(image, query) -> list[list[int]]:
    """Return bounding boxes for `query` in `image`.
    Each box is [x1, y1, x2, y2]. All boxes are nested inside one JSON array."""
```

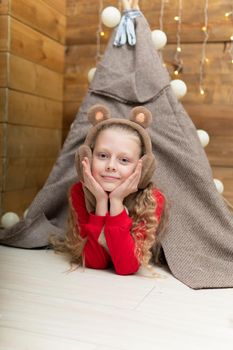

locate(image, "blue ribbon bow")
[[114, 10, 141, 47]]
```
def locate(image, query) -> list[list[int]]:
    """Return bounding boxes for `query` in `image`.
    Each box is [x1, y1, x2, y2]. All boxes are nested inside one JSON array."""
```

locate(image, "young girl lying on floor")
[[52, 104, 167, 275]]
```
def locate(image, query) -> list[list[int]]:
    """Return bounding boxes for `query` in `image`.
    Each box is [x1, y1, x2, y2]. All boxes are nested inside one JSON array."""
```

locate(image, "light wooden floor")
[[1, 245, 233, 350]]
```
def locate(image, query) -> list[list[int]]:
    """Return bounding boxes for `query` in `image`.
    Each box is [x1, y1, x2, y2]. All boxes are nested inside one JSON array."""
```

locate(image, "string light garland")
[[96, 0, 104, 63], [169, 0, 187, 100], [158, 0, 166, 63], [88, 0, 105, 83], [88, 3, 121, 83], [225, 3, 233, 63], [199, 0, 209, 96], [159, 0, 165, 32], [173, 0, 183, 76], [224, 1, 233, 19], [229, 35, 233, 63], [151, 0, 167, 52]]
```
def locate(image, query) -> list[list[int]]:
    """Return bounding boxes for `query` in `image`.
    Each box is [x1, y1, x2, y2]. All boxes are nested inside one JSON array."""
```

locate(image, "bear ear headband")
[[75, 104, 156, 212]]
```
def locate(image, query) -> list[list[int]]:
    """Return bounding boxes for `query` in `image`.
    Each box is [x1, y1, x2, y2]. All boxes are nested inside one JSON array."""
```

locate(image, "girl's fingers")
[[126, 160, 142, 188], [129, 160, 142, 181], [82, 157, 91, 175]]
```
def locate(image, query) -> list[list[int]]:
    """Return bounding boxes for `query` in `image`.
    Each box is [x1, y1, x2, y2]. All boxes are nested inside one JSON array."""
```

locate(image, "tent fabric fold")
[[1, 14, 233, 289]]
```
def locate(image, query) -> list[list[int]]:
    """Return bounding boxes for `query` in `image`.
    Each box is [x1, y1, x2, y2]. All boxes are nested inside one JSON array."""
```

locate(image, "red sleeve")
[[153, 189, 165, 223], [104, 209, 140, 275], [70, 182, 111, 269]]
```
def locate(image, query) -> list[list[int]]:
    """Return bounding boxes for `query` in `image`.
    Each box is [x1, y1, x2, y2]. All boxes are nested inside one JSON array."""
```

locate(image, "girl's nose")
[[106, 158, 117, 171]]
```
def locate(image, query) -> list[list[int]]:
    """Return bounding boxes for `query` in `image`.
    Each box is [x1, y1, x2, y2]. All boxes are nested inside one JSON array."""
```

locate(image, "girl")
[[52, 104, 167, 275]]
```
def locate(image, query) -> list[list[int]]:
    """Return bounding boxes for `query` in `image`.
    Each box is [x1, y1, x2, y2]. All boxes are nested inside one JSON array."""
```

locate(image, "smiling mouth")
[[101, 176, 120, 181]]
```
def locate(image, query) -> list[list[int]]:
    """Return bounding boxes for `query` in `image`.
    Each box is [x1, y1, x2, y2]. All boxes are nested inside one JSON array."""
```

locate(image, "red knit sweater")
[[70, 182, 165, 275]]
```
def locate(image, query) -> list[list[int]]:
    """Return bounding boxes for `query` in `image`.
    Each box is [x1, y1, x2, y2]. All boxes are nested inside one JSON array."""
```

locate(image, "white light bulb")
[[170, 79, 187, 99], [101, 6, 121, 28], [1, 212, 20, 229], [151, 30, 167, 50], [87, 67, 96, 83], [197, 129, 210, 148], [213, 179, 224, 194]]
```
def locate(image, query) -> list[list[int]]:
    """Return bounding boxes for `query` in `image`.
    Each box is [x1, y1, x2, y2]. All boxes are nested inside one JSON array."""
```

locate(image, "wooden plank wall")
[[65, 0, 233, 203], [0, 0, 66, 216]]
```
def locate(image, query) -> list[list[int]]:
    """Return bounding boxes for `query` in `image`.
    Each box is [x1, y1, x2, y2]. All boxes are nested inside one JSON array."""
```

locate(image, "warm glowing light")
[[163, 63, 167, 67], [100, 31, 105, 37], [225, 11, 232, 17], [202, 26, 207, 32], [177, 46, 182, 52], [174, 16, 180, 21], [231, 35, 233, 41], [205, 58, 209, 63], [174, 70, 179, 75], [232, 59, 233, 64], [200, 87, 205, 95]]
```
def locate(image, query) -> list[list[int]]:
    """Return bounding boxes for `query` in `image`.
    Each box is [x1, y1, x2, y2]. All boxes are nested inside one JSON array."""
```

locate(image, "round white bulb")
[[24, 209, 29, 219], [1, 212, 20, 229], [101, 6, 121, 28], [197, 129, 210, 148], [213, 179, 224, 194], [87, 67, 96, 83], [151, 30, 167, 50], [170, 79, 187, 99]]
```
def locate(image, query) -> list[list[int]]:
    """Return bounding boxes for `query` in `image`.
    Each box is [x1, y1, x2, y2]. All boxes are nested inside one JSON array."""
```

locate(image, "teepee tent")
[[1, 11, 233, 289]]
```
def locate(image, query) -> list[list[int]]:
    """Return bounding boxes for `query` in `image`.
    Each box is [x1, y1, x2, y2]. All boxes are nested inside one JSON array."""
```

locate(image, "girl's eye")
[[120, 158, 130, 164], [98, 153, 108, 159]]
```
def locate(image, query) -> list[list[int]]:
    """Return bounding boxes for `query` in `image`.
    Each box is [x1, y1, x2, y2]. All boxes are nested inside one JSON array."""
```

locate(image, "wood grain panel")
[[65, 44, 97, 71], [62, 128, 70, 145], [63, 101, 81, 129], [0, 123, 6, 157], [206, 136, 233, 167], [185, 104, 233, 136], [0, 88, 7, 122], [9, 54, 63, 101], [163, 43, 232, 75], [64, 76, 88, 102], [11, 0, 66, 44], [4, 157, 56, 191], [0, 157, 3, 191], [0, 53, 8, 87], [0, 15, 9, 51], [146, 0, 230, 40], [8, 90, 62, 128], [66, 0, 233, 44], [10, 18, 64, 73], [44, 0, 66, 15], [180, 74, 233, 105], [0, 0, 9, 15], [2, 188, 38, 216], [7, 125, 61, 158]]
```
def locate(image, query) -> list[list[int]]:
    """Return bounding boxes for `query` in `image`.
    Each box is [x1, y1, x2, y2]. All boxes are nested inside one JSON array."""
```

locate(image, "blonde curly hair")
[[130, 182, 159, 267]]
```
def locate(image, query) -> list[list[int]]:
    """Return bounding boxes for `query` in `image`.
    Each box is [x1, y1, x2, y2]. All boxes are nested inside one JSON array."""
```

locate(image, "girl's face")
[[92, 128, 141, 192]]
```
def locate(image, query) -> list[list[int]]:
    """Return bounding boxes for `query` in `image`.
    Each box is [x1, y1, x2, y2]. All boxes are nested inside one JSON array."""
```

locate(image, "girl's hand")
[[109, 159, 142, 202], [82, 157, 108, 202]]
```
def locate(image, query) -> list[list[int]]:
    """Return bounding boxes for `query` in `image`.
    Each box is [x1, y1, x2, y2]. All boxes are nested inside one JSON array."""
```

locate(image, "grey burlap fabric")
[[1, 14, 233, 289]]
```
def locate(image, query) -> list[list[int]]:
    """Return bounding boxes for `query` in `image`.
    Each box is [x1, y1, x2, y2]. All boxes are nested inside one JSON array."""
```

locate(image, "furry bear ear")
[[87, 104, 111, 125], [129, 106, 152, 128]]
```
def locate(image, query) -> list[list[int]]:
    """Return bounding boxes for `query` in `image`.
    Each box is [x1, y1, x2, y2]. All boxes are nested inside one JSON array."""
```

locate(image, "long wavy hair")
[[51, 124, 168, 270]]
